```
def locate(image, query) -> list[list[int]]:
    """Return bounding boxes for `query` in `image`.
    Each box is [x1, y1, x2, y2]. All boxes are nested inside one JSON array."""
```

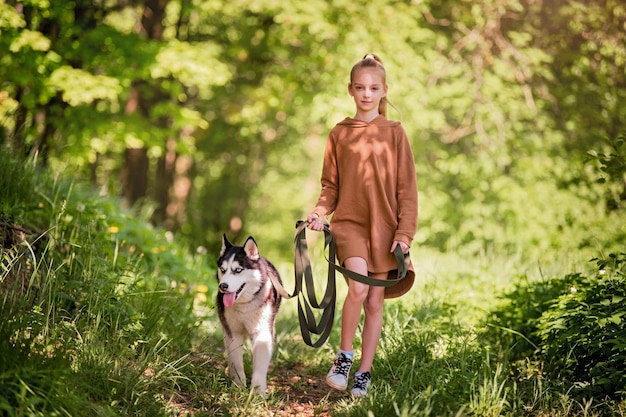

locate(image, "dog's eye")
[[219, 267, 226, 274], [234, 267, 243, 273]]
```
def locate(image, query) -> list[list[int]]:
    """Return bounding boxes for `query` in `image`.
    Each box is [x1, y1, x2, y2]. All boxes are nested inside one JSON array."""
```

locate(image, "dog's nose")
[[219, 282, 228, 292]]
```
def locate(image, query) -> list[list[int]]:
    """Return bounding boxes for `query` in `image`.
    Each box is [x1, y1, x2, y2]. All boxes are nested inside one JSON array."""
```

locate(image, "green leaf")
[[46, 66, 122, 106], [9, 29, 50, 52]]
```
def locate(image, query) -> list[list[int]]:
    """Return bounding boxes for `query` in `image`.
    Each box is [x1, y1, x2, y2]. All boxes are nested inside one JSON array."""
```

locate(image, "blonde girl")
[[307, 54, 418, 396]]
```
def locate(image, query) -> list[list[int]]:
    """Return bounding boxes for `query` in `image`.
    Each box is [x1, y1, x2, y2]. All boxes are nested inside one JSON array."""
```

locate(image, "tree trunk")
[[121, 148, 149, 206], [141, 0, 168, 39], [153, 138, 176, 225], [12, 87, 27, 156], [119, 0, 169, 210]]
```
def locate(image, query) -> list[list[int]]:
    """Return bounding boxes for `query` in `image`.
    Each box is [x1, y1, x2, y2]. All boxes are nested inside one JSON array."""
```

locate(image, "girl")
[[307, 54, 418, 396]]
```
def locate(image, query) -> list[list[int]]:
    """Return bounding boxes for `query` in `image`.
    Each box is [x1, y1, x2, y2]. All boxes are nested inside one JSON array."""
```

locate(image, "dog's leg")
[[224, 333, 246, 388], [250, 327, 272, 396]]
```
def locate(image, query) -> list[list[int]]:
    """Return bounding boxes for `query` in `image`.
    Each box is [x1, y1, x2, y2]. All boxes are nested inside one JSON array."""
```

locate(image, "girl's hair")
[[350, 53, 401, 119]]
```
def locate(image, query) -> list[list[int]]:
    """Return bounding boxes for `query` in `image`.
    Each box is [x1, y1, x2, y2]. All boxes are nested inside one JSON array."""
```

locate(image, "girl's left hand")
[[391, 240, 409, 254]]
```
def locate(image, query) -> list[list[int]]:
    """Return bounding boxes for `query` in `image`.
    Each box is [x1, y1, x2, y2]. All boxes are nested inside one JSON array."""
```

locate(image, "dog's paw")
[[227, 367, 247, 388], [252, 384, 267, 397]]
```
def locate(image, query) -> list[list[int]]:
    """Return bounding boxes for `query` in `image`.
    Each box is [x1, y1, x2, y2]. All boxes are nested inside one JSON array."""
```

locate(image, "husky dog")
[[216, 234, 282, 396]]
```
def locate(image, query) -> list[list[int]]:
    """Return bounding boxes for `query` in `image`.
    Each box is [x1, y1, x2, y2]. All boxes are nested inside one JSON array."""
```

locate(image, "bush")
[[586, 130, 626, 212], [485, 253, 626, 401], [483, 273, 585, 359], [537, 253, 626, 398]]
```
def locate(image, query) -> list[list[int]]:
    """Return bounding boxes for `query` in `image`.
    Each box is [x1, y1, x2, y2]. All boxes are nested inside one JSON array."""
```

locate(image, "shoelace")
[[353, 372, 371, 390], [333, 354, 352, 377]]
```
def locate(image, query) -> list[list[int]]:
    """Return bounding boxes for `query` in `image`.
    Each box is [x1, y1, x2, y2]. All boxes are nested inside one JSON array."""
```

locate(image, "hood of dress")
[[337, 115, 400, 128]]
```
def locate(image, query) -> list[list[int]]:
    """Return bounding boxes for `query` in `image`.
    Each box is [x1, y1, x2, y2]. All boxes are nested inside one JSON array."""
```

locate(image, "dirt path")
[[184, 352, 348, 416], [267, 365, 347, 416]]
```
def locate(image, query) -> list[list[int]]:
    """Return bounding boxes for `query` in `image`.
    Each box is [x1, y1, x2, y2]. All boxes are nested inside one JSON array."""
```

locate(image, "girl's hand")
[[307, 213, 325, 231], [391, 240, 409, 254]]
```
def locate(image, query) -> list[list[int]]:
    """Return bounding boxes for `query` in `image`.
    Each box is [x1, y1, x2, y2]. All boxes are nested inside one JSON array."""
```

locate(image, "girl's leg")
[[326, 256, 369, 390], [340, 257, 370, 351], [358, 279, 386, 372]]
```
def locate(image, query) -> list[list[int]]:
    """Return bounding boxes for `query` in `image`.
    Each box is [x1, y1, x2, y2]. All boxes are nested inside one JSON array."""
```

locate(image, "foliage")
[[484, 257, 626, 403], [0, 147, 37, 222], [587, 131, 626, 212], [1, 0, 624, 263], [537, 253, 626, 398], [3, 145, 626, 415], [530, 0, 626, 152], [0, 148, 213, 416], [483, 129, 626, 406], [483, 273, 579, 358], [1, 0, 626, 413]]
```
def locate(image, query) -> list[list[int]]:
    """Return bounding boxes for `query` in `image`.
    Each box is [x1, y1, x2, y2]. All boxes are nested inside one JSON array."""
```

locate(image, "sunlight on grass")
[[2, 149, 623, 416]]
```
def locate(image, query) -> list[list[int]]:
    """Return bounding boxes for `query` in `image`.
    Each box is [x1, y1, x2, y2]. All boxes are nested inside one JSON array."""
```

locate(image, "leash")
[[269, 220, 409, 348]]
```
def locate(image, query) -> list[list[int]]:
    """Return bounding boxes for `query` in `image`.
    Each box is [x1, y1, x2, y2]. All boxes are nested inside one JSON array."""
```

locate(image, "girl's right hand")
[[307, 213, 325, 231]]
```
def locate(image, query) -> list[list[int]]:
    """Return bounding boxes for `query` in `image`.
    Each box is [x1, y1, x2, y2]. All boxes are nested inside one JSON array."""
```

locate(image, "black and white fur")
[[216, 234, 282, 396]]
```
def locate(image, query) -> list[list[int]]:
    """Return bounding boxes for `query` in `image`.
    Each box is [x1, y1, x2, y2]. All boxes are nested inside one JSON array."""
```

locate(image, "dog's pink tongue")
[[223, 292, 236, 308]]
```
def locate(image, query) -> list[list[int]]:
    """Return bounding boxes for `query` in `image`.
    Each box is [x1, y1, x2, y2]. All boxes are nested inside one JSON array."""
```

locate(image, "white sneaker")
[[325, 352, 353, 390], [351, 371, 371, 397]]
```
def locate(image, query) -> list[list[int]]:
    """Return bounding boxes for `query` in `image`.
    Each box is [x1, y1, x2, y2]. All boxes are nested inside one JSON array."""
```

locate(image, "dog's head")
[[217, 234, 263, 308]]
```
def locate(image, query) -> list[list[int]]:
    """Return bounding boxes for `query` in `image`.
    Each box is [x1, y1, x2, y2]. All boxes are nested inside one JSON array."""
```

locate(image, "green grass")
[[194, 247, 624, 416], [1, 149, 625, 416], [1, 156, 209, 416]]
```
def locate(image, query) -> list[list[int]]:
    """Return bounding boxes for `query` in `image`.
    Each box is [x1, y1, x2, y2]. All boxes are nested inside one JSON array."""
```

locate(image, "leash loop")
[[269, 220, 409, 348]]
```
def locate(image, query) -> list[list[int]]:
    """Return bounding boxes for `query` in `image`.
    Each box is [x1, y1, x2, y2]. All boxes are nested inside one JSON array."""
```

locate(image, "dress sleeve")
[[313, 133, 339, 217], [394, 127, 418, 245]]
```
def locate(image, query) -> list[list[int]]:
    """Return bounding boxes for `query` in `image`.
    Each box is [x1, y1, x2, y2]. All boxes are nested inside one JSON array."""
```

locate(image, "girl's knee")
[[347, 286, 368, 304], [363, 288, 385, 315], [364, 298, 383, 316]]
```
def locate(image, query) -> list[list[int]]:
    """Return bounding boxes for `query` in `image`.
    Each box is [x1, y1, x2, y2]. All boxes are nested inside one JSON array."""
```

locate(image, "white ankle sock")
[[338, 349, 354, 358]]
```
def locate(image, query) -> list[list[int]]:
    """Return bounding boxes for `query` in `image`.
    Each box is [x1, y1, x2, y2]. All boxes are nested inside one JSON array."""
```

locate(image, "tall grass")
[[194, 244, 624, 416], [0, 151, 211, 416], [2, 148, 624, 416]]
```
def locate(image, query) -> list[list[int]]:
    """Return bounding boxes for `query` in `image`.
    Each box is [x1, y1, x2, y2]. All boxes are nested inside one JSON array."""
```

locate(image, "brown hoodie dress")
[[312, 115, 418, 285]]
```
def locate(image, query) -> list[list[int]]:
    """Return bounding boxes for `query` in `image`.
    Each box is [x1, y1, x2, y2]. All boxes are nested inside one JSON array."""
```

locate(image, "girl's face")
[[348, 68, 387, 116]]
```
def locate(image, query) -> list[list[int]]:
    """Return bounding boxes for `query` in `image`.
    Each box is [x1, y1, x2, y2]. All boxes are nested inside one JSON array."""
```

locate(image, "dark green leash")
[[269, 220, 409, 348]]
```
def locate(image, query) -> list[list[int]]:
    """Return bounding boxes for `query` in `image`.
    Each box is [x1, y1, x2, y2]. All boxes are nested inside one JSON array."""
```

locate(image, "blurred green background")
[[1, 0, 624, 262]]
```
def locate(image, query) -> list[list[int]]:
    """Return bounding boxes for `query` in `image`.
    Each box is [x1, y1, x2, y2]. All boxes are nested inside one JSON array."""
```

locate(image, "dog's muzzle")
[[219, 282, 245, 294]]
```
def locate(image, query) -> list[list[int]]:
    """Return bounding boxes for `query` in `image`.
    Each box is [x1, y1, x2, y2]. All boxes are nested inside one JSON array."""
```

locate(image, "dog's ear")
[[243, 236, 260, 261], [220, 234, 232, 257]]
